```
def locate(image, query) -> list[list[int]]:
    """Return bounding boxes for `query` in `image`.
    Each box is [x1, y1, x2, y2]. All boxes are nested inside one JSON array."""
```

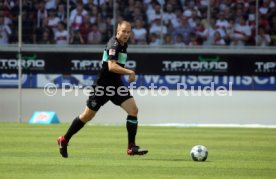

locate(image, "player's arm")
[[108, 60, 136, 82]]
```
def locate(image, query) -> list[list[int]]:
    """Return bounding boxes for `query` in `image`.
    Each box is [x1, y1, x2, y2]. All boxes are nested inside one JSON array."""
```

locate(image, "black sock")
[[126, 115, 138, 148], [64, 117, 85, 142]]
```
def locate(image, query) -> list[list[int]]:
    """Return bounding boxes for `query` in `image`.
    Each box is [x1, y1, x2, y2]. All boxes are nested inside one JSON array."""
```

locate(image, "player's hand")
[[128, 71, 136, 82]]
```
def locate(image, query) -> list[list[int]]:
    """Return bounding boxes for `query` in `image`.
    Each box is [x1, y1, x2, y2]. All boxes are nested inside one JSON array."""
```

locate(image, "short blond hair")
[[117, 20, 131, 31]]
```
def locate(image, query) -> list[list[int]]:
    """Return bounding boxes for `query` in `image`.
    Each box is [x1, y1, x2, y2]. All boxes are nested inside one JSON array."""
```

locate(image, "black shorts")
[[86, 85, 133, 111]]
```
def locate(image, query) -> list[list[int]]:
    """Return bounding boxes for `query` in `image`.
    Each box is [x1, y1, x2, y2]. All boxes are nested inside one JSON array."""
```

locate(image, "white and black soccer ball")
[[190, 145, 208, 161]]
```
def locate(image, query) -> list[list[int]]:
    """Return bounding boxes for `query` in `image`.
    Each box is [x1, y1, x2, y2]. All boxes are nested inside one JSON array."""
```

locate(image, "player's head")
[[116, 20, 131, 44]]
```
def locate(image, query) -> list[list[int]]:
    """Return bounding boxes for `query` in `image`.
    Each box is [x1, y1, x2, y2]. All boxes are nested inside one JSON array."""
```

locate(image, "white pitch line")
[[141, 123, 276, 128]]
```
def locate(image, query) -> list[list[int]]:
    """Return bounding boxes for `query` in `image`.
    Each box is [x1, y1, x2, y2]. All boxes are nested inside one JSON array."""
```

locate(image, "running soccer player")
[[57, 20, 148, 158]]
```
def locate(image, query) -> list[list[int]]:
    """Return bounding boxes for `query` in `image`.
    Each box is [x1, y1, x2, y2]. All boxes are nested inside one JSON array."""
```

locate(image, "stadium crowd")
[[0, 0, 276, 46]]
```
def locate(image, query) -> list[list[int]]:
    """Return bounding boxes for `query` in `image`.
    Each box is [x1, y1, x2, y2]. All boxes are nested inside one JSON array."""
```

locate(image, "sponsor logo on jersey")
[[109, 49, 116, 56], [91, 100, 97, 107]]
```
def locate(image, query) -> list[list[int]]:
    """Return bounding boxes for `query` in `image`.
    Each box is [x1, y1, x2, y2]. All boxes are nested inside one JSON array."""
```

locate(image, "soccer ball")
[[190, 145, 208, 161]]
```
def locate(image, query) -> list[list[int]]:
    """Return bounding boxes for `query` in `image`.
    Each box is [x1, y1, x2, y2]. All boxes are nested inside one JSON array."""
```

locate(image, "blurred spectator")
[[101, 28, 113, 44], [9, 0, 19, 23], [84, 0, 95, 11], [99, 1, 112, 18], [22, 11, 34, 44], [0, 8, 12, 25], [183, 1, 194, 18], [188, 32, 199, 46], [43, 9, 60, 33], [70, 29, 85, 44], [88, 5, 98, 24], [193, 19, 205, 44], [148, 33, 161, 47], [38, 28, 53, 44], [132, 19, 147, 44], [172, 16, 193, 45], [259, 14, 271, 32], [33, 0, 47, 43], [131, 7, 147, 23], [96, 14, 107, 34], [270, 17, 276, 46], [149, 15, 168, 37], [45, 0, 57, 10], [166, 0, 181, 8], [224, 18, 234, 45], [217, 0, 231, 12], [105, 16, 113, 34], [202, 18, 217, 45], [223, 6, 233, 21], [1, 1, 276, 47], [70, 2, 88, 31], [57, 3, 67, 24], [215, 10, 232, 44], [171, 8, 183, 29], [212, 31, 226, 46], [87, 23, 101, 44], [248, 3, 257, 22], [234, 3, 246, 19], [163, 3, 176, 26], [188, 10, 200, 29], [230, 16, 251, 46], [268, 2, 276, 19], [196, 0, 209, 9], [259, 0, 270, 16], [174, 34, 185, 47], [163, 33, 173, 45], [92, 0, 108, 6], [123, 0, 137, 21], [8, 0, 19, 43], [255, 27, 271, 46], [54, 22, 68, 45], [79, 15, 92, 43], [216, 12, 230, 30], [248, 3, 257, 31], [147, 2, 162, 23], [0, 15, 12, 45]]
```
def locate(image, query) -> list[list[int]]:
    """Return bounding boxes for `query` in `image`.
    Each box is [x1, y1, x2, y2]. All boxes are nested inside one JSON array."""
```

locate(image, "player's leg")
[[121, 97, 138, 146], [57, 107, 97, 158], [120, 98, 148, 155], [58, 88, 108, 158], [64, 106, 97, 141]]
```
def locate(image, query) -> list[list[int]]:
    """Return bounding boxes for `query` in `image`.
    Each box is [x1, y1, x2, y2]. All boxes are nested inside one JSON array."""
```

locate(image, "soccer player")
[[57, 20, 148, 158]]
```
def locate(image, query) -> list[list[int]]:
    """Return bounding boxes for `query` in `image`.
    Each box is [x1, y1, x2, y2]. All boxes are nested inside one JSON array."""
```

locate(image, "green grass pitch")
[[0, 123, 276, 179]]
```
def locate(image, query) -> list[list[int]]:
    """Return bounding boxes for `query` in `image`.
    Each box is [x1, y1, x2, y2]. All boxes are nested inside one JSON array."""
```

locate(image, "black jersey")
[[96, 37, 128, 85]]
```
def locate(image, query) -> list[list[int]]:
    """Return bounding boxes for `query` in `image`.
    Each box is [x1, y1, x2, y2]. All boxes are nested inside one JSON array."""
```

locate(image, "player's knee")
[[79, 111, 95, 122], [128, 106, 138, 116]]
